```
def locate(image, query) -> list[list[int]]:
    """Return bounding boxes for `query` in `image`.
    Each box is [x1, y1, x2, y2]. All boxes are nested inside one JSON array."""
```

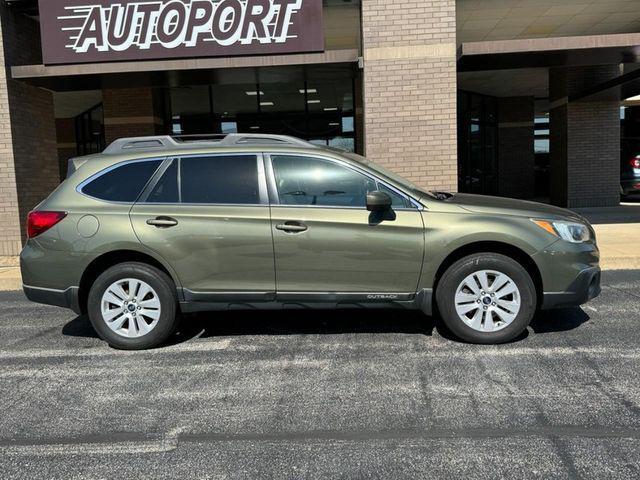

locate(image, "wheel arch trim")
[[78, 248, 182, 314], [430, 240, 544, 312]]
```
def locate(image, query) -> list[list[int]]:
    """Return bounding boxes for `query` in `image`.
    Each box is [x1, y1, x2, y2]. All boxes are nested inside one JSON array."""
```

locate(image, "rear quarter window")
[[81, 160, 162, 202]]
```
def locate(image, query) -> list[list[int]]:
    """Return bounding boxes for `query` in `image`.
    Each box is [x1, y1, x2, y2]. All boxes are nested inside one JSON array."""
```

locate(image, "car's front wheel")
[[87, 262, 179, 350], [436, 253, 536, 344]]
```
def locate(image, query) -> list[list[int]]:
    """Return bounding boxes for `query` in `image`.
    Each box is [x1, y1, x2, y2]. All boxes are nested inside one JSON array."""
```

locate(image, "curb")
[[0, 278, 22, 292]]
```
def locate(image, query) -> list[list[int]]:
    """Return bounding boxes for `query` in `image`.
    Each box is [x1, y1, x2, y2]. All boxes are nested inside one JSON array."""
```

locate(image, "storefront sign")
[[39, 0, 324, 65]]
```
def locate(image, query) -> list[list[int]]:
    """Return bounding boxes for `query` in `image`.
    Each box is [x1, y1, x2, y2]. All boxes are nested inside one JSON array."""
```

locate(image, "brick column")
[[0, 7, 59, 258], [549, 65, 620, 208], [498, 96, 535, 199], [103, 88, 166, 144], [361, 0, 457, 191]]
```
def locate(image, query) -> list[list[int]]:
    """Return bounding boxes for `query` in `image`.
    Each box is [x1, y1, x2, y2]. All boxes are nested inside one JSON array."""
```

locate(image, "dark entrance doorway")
[[457, 91, 498, 195]]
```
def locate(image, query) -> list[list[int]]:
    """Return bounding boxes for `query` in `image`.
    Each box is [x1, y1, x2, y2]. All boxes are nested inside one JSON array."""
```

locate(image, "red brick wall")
[[103, 88, 166, 144]]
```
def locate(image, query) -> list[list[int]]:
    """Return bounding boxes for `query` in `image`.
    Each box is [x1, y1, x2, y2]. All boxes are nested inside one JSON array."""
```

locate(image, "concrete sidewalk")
[[574, 202, 640, 271], [0, 267, 21, 291], [1, 204, 637, 291]]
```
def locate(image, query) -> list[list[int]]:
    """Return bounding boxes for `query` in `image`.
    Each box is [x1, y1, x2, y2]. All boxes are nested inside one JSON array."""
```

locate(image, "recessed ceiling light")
[[245, 91, 264, 96], [329, 122, 340, 126], [250, 126, 260, 130], [324, 107, 338, 111], [307, 100, 321, 104], [299, 88, 318, 94], [260, 101, 274, 106]]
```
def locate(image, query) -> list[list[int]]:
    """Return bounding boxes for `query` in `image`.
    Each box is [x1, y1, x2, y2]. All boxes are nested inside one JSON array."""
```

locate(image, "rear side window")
[[81, 160, 162, 202], [180, 155, 259, 204]]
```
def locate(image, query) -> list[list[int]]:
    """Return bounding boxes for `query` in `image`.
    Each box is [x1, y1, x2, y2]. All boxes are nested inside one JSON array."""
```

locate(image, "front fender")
[[418, 211, 554, 290]]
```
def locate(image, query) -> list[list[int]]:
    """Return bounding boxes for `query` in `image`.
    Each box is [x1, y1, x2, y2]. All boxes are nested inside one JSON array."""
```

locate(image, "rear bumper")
[[20, 239, 85, 314], [541, 267, 601, 310], [22, 285, 81, 314]]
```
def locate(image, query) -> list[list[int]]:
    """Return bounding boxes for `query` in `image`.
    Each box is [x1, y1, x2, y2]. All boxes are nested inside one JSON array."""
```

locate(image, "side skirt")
[[178, 289, 433, 314]]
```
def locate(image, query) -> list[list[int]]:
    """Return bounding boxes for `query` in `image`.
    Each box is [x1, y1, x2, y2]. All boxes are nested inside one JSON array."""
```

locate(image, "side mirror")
[[366, 190, 392, 212]]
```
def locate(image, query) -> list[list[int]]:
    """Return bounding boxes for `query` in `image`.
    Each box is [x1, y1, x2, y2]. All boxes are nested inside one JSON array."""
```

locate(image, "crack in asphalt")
[[1, 425, 640, 457]]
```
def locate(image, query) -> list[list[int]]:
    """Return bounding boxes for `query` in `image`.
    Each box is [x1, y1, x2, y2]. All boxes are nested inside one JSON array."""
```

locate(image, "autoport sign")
[[38, 0, 324, 65]]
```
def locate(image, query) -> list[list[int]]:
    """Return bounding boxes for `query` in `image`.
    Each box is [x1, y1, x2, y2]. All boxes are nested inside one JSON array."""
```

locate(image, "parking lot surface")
[[1, 270, 639, 479]]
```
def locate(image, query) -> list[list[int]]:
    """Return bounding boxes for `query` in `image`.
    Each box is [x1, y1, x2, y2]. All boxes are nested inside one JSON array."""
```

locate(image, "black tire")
[[435, 253, 536, 344], [87, 262, 179, 350]]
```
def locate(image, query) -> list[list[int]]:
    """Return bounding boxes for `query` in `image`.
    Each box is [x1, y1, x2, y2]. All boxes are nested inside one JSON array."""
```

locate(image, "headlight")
[[532, 219, 591, 243]]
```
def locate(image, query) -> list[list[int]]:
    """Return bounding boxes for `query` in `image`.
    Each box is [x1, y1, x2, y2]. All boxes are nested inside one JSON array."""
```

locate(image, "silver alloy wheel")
[[100, 278, 161, 338], [454, 269, 521, 333]]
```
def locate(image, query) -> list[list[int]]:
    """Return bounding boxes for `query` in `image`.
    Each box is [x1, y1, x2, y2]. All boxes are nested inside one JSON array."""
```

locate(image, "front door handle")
[[146, 216, 178, 228], [276, 221, 308, 233]]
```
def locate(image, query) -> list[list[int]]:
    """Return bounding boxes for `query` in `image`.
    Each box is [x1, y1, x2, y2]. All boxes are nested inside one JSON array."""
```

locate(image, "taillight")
[[27, 211, 67, 238], [630, 157, 640, 169]]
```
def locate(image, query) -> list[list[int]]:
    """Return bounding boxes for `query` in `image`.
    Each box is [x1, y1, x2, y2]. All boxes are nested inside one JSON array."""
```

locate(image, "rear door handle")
[[146, 216, 178, 228], [276, 221, 308, 233]]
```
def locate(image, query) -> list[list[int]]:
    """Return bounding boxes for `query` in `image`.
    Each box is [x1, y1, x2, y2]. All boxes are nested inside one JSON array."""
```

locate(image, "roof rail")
[[103, 133, 316, 154]]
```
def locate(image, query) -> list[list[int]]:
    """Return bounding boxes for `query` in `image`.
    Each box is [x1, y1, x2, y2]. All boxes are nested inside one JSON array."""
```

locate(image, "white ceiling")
[[457, 0, 640, 43]]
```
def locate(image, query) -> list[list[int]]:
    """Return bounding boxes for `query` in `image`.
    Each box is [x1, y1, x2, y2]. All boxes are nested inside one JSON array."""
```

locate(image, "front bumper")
[[533, 236, 601, 310], [22, 284, 82, 314], [541, 266, 601, 309]]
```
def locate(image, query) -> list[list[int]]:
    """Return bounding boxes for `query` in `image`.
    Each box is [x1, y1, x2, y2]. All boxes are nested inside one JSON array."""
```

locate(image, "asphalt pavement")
[[1, 270, 639, 479]]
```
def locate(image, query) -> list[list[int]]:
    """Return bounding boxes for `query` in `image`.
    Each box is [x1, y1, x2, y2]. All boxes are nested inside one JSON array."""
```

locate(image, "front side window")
[[272, 155, 376, 208], [180, 155, 260, 204], [378, 183, 413, 209], [271, 155, 414, 209], [81, 160, 162, 202]]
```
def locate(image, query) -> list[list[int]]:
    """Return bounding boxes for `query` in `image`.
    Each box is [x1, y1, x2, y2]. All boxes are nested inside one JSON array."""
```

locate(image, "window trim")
[[264, 152, 423, 211], [137, 152, 268, 207], [76, 157, 166, 204]]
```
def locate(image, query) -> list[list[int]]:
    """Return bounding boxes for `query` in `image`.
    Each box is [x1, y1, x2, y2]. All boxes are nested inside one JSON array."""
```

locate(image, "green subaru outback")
[[21, 134, 600, 349]]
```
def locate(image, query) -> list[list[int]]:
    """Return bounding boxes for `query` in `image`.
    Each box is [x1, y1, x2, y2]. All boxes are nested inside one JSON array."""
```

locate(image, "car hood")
[[445, 193, 585, 222]]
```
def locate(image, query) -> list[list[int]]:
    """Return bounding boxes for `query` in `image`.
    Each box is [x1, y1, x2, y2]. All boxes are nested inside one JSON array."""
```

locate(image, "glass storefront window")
[[75, 102, 105, 156], [534, 115, 551, 198], [166, 64, 359, 152]]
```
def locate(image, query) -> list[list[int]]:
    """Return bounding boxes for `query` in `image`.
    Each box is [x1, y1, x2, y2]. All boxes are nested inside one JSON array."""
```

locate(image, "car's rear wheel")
[[87, 262, 178, 350], [436, 253, 536, 344]]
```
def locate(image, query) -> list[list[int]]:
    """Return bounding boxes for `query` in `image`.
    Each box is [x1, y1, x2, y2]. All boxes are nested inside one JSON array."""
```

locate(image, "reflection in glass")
[[166, 65, 358, 152]]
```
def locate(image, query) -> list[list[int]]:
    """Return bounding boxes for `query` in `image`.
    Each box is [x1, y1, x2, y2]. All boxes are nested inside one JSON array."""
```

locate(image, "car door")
[[129, 153, 275, 301], [266, 153, 425, 298]]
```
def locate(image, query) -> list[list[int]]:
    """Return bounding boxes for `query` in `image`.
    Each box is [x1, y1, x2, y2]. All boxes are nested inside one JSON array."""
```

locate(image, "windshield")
[[343, 152, 438, 199]]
